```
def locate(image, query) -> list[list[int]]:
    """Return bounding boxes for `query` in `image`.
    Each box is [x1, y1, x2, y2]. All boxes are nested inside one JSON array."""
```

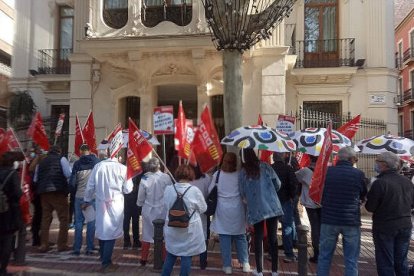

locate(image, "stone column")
[[248, 47, 289, 126], [73, 0, 90, 53], [68, 53, 93, 153]]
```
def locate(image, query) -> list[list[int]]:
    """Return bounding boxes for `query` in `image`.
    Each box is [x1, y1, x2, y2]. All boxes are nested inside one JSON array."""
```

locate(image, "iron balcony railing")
[[294, 38, 355, 68], [394, 94, 403, 106], [403, 88, 414, 102], [38, 48, 72, 75], [403, 48, 414, 64]]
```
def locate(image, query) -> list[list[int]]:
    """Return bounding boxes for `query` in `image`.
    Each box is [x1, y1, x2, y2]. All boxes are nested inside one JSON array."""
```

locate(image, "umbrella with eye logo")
[[356, 134, 414, 156], [221, 125, 296, 152], [289, 127, 352, 156]]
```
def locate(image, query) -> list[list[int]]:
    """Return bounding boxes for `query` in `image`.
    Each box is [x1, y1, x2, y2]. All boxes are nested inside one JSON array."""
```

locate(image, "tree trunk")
[[223, 49, 243, 151]]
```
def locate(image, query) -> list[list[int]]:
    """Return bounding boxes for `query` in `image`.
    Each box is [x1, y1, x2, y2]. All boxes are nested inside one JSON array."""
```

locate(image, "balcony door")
[[57, 6, 73, 74], [304, 0, 338, 67]]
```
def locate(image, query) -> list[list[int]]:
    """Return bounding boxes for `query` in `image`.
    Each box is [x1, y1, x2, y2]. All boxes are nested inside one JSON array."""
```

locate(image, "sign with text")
[[276, 115, 296, 134], [154, 106, 174, 135]]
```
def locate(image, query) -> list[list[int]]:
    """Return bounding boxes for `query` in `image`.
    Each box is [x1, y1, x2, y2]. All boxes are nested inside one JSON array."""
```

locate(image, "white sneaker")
[[252, 270, 264, 276], [223, 266, 232, 274], [271, 272, 279, 276], [242, 263, 251, 272]]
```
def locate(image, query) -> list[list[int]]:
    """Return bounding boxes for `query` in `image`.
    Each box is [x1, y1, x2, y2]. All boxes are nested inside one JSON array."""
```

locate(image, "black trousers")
[[253, 216, 279, 273], [123, 197, 140, 245], [31, 195, 42, 244], [305, 207, 321, 258], [0, 233, 14, 275]]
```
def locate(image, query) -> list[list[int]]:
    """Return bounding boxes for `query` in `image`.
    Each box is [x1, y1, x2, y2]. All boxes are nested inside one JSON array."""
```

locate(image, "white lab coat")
[[209, 171, 246, 235], [164, 182, 207, 256], [190, 175, 212, 240], [84, 158, 133, 240], [136, 171, 172, 243]]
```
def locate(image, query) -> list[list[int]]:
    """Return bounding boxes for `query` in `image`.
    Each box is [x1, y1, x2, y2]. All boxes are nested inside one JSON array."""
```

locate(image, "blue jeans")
[[161, 252, 192, 276], [373, 227, 411, 276], [218, 234, 249, 267], [99, 239, 115, 267], [73, 198, 95, 253], [317, 224, 360, 276], [281, 200, 295, 258]]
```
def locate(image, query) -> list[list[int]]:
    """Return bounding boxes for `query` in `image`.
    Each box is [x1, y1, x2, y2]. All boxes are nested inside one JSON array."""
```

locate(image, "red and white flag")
[[54, 113, 66, 137], [257, 114, 272, 164], [83, 111, 97, 155], [27, 112, 50, 151], [108, 123, 123, 159], [127, 118, 153, 180], [74, 114, 85, 157], [174, 101, 186, 155], [337, 114, 361, 140], [309, 121, 333, 205], [191, 106, 223, 173], [6, 128, 22, 152]]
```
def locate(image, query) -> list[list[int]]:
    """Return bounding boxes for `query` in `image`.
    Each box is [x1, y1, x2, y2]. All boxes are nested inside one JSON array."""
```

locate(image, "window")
[[399, 77, 403, 97], [124, 96, 140, 127], [142, 0, 192, 27], [59, 6, 73, 50], [398, 115, 403, 137], [411, 70, 414, 90], [103, 0, 128, 29]]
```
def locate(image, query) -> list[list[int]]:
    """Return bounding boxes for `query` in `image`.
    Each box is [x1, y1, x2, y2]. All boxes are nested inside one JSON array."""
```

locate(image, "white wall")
[[0, 10, 14, 46]]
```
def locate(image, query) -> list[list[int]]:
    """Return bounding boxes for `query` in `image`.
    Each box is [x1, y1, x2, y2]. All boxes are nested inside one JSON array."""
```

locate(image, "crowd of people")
[[0, 144, 414, 276]]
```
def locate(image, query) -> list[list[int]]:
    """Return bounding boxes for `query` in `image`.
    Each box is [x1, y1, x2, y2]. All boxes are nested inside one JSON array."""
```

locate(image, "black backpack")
[[168, 185, 195, 228], [205, 170, 220, 217]]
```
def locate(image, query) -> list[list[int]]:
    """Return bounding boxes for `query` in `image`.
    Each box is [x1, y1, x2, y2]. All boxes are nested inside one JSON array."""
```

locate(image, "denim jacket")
[[239, 162, 284, 225]]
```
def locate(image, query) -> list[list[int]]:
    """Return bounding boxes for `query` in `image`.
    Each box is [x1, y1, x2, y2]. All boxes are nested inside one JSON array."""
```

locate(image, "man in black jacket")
[[272, 152, 299, 263], [366, 152, 414, 276], [0, 152, 22, 276], [36, 146, 72, 252], [317, 146, 366, 275]]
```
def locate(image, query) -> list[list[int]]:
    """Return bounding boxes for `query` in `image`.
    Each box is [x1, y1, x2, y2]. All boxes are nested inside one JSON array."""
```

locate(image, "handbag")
[[205, 170, 220, 216]]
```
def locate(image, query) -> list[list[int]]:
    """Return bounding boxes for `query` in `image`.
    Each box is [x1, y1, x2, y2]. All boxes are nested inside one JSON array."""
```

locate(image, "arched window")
[[142, 0, 192, 28], [103, 0, 128, 29]]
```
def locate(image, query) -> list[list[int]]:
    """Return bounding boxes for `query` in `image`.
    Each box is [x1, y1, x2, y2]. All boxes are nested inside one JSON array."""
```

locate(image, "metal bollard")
[[153, 219, 165, 271], [297, 225, 310, 276]]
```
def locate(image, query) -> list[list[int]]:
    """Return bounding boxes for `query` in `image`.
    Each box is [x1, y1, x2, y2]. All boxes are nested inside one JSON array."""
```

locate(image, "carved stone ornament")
[[153, 64, 195, 76], [85, 23, 98, 38]]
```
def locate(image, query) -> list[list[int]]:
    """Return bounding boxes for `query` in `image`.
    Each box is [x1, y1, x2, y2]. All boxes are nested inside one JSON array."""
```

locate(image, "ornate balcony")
[[403, 48, 414, 65], [38, 49, 72, 75], [294, 38, 355, 68], [403, 88, 414, 102]]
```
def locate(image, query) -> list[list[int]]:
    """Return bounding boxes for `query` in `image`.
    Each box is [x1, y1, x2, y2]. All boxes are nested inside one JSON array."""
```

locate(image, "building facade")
[[9, 0, 398, 154], [0, 0, 14, 128], [395, 5, 414, 138]]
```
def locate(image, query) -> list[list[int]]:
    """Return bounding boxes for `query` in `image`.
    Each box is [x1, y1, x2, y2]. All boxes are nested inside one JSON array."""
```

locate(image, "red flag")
[[27, 112, 50, 151], [183, 123, 197, 165], [174, 101, 186, 155], [309, 122, 333, 205], [109, 123, 123, 159], [127, 118, 153, 180], [257, 114, 272, 163], [83, 111, 97, 155], [74, 114, 85, 157], [6, 128, 21, 151], [0, 128, 9, 155], [297, 152, 311, 168], [337, 114, 361, 140], [55, 113, 66, 137], [191, 106, 223, 173]]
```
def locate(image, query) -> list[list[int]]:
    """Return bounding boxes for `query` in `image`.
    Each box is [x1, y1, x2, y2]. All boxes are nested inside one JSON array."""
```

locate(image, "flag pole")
[[151, 148, 176, 183]]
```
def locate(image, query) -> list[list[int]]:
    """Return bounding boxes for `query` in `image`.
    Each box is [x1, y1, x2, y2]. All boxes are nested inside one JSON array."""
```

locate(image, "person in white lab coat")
[[209, 152, 250, 274], [83, 156, 133, 273], [162, 165, 207, 276], [136, 158, 172, 266]]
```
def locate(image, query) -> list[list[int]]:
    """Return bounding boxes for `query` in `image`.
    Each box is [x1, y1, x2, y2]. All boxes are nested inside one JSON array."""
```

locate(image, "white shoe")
[[271, 272, 279, 276], [242, 263, 251, 272], [223, 266, 232, 274], [252, 270, 264, 276]]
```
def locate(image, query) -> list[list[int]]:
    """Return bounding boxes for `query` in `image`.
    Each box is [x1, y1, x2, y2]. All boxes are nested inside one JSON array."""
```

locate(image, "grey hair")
[[337, 146, 357, 161], [378, 152, 400, 170], [146, 157, 160, 173]]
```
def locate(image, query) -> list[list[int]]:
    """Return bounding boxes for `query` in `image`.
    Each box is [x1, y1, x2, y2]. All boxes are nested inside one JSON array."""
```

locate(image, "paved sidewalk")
[[6, 216, 414, 275]]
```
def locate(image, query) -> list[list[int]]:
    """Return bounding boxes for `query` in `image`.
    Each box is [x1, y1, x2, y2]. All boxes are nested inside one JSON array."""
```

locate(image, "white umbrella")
[[356, 134, 414, 156], [98, 129, 159, 150]]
